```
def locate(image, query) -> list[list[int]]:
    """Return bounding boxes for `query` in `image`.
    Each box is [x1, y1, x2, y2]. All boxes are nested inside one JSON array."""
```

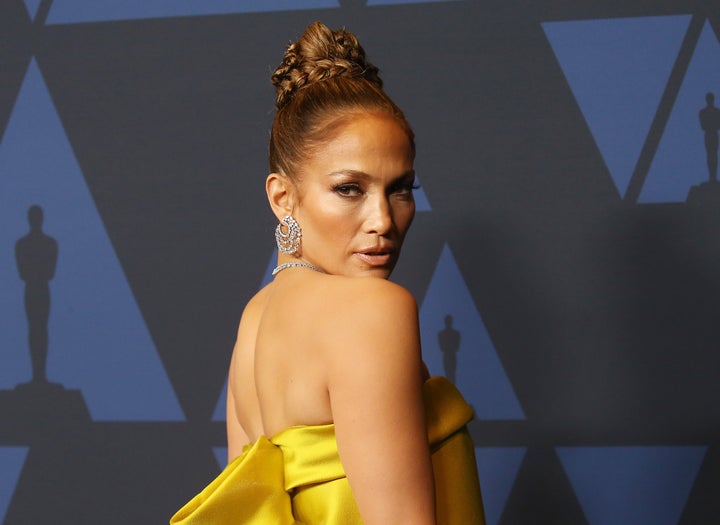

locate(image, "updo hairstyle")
[[269, 22, 415, 178]]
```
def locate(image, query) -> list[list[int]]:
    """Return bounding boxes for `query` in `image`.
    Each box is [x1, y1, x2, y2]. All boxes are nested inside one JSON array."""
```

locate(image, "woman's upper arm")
[[325, 282, 435, 525]]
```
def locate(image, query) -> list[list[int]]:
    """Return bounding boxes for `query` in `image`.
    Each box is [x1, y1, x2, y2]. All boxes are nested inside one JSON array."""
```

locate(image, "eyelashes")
[[332, 180, 418, 198], [332, 183, 362, 197], [389, 180, 418, 198]]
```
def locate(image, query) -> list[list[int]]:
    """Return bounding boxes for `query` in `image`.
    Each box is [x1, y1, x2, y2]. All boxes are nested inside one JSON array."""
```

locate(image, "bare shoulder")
[[314, 276, 420, 374], [237, 283, 273, 332], [323, 276, 417, 323]]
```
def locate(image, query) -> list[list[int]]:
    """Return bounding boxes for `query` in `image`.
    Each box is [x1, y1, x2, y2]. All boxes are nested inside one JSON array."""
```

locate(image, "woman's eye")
[[391, 181, 419, 196], [334, 184, 362, 197]]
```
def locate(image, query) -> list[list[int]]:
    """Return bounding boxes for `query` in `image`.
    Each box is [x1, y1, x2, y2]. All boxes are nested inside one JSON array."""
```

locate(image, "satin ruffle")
[[170, 376, 485, 524]]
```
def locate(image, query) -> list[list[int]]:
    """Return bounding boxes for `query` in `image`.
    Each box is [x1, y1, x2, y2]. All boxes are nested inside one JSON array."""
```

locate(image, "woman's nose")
[[364, 195, 393, 235]]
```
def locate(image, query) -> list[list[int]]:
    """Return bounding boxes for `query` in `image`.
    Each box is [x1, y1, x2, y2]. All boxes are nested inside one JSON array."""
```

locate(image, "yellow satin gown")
[[170, 377, 485, 524]]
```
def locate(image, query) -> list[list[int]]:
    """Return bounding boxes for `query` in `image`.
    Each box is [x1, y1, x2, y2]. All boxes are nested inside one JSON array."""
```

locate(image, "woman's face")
[[292, 113, 415, 278]]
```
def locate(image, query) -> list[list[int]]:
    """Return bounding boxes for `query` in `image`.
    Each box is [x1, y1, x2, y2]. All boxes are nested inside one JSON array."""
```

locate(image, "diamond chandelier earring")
[[275, 215, 302, 255]]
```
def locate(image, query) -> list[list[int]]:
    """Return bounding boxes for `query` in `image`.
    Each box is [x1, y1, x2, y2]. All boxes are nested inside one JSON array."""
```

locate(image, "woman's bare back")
[[227, 270, 335, 454], [226, 269, 435, 524]]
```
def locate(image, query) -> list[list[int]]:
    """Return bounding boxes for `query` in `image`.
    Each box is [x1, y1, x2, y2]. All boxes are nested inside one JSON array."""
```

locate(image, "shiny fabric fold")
[[271, 424, 345, 491], [170, 377, 485, 524], [424, 378, 486, 525], [272, 424, 361, 523], [170, 437, 296, 524]]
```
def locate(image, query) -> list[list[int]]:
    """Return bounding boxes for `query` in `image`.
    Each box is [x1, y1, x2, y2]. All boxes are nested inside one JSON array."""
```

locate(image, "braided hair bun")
[[271, 22, 382, 110], [268, 22, 413, 176]]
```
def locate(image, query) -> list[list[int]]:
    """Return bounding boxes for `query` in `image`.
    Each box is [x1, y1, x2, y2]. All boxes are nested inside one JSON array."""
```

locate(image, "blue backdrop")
[[1, 1, 719, 523]]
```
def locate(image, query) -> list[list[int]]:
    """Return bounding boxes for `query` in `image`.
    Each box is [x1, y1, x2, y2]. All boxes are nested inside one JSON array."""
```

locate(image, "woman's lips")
[[354, 251, 393, 266]]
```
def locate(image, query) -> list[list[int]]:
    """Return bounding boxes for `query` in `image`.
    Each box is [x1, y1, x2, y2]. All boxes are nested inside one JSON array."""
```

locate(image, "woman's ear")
[[266, 172, 296, 220]]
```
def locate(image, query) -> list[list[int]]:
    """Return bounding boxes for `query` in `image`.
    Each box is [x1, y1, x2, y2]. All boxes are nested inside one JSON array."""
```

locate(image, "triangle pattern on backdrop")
[[46, 0, 339, 24], [413, 175, 432, 212], [419, 244, 524, 420], [0, 447, 28, 523], [213, 447, 229, 470], [0, 59, 184, 421], [213, 379, 228, 422], [22, 0, 42, 20], [475, 447, 527, 525], [542, 15, 691, 198], [641, 22, 720, 202], [46, 0, 462, 24], [557, 446, 706, 525]]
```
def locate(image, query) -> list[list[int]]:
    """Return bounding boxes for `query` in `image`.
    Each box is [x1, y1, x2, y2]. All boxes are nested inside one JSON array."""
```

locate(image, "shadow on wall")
[[1, 203, 88, 416], [14, 205, 59, 389], [438, 314, 460, 384]]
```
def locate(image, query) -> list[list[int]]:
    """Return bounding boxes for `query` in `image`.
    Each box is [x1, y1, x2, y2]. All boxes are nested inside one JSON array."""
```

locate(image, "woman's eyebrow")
[[327, 170, 372, 180], [327, 169, 415, 180]]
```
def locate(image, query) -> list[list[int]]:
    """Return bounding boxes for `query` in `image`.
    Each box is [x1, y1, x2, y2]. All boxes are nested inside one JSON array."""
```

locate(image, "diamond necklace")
[[271, 261, 324, 276]]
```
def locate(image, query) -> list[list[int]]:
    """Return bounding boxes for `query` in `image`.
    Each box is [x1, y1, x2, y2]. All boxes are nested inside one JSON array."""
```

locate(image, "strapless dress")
[[170, 376, 485, 524]]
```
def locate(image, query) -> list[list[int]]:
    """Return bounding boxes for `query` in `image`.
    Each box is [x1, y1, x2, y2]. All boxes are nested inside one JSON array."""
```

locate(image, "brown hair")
[[269, 22, 415, 177]]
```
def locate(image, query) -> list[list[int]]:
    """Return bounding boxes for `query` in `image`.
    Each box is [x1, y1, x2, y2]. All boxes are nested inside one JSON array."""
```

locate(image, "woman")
[[171, 22, 485, 525]]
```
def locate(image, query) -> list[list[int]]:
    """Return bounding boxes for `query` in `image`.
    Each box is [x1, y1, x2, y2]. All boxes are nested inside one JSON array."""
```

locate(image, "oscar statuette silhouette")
[[688, 92, 720, 205]]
